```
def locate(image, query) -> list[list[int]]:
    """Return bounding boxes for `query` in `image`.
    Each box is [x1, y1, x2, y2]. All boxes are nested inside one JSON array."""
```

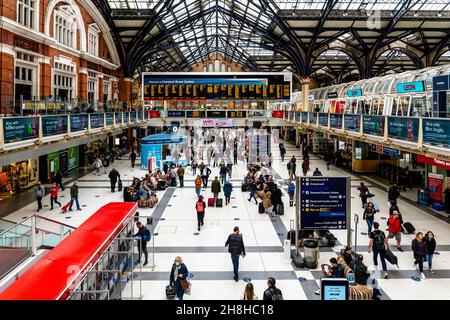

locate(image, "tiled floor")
[[2, 137, 450, 300]]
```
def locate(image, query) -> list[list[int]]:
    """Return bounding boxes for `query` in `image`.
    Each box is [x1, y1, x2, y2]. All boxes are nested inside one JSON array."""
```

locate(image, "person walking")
[[133, 221, 150, 266], [225, 226, 246, 282], [227, 162, 233, 179], [69, 181, 81, 211], [223, 181, 233, 206], [242, 283, 258, 300], [387, 210, 403, 252], [194, 175, 202, 199], [191, 160, 198, 176], [301, 160, 309, 176], [49, 183, 61, 210], [35, 182, 45, 212], [163, 162, 169, 175], [279, 143, 286, 162], [177, 165, 185, 188], [263, 277, 283, 300], [108, 168, 121, 192], [357, 182, 369, 209], [211, 176, 221, 200], [94, 156, 102, 175], [288, 181, 295, 207], [169, 256, 189, 301], [412, 232, 426, 279], [287, 161, 293, 180], [55, 171, 65, 191], [129, 150, 137, 168], [312, 168, 322, 176], [271, 185, 282, 217], [363, 202, 376, 233], [247, 179, 258, 205], [195, 195, 206, 231], [201, 164, 211, 188], [368, 222, 389, 279], [169, 167, 177, 187], [423, 231, 436, 273], [388, 183, 400, 205], [219, 164, 228, 184]]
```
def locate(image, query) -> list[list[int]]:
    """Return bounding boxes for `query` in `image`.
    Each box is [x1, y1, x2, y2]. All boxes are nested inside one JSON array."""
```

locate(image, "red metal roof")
[[0, 202, 137, 300]]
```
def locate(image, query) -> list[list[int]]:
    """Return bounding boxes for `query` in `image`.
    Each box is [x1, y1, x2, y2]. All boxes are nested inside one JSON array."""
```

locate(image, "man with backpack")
[[287, 161, 294, 180], [195, 195, 206, 232], [133, 221, 150, 266], [368, 222, 389, 279], [263, 277, 283, 300]]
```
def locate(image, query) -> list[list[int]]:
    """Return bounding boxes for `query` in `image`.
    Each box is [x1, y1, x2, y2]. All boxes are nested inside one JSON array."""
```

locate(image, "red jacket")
[[50, 186, 59, 197], [388, 215, 401, 233]]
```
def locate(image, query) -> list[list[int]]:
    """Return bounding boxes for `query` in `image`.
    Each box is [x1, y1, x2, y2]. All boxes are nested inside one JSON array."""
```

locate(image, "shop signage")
[[115, 112, 123, 125], [375, 144, 383, 154], [3, 117, 39, 143], [207, 110, 227, 118], [148, 110, 161, 118], [186, 110, 205, 118], [355, 147, 362, 160], [347, 88, 362, 97], [70, 114, 88, 132], [417, 154, 450, 171], [196, 119, 233, 127], [383, 146, 401, 156], [295, 112, 300, 122], [68, 147, 79, 171], [363, 116, 384, 136], [330, 113, 343, 129], [130, 111, 137, 123], [387, 117, 419, 141], [90, 113, 104, 129], [123, 112, 129, 124], [301, 112, 308, 123], [167, 110, 185, 117], [228, 110, 247, 118], [427, 173, 443, 203], [249, 110, 266, 117], [105, 113, 114, 127], [309, 112, 317, 125], [432, 75, 449, 91], [271, 110, 284, 118], [396, 81, 425, 93], [42, 115, 68, 136], [319, 113, 328, 126], [299, 177, 349, 230], [422, 119, 450, 148], [344, 114, 360, 132], [327, 92, 338, 99]]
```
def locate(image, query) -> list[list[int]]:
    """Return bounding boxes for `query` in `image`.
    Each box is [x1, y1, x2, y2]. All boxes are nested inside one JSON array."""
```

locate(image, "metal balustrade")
[[285, 112, 450, 157]]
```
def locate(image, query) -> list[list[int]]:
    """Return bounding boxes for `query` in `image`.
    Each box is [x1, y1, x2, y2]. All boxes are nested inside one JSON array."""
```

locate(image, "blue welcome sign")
[[347, 88, 362, 97]]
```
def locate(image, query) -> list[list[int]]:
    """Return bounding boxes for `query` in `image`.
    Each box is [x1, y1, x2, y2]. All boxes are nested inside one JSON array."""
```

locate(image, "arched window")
[[214, 60, 220, 72], [202, 66, 207, 72], [221, 63, 227, 72], [227, 66, 232, 72], [208, 63, 214, 72], [54, 5, 77, 49]]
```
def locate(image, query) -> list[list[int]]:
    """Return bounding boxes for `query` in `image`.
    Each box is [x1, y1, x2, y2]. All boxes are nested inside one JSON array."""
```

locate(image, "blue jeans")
[[174, 281, 184, 301], [366, 219, 374, 233], [231, 254, 239, 280], [69, 196, 80, 210], [195, 187, 201, 198], [424, 253, 433, 269], [221, 174, 227, 184], [373, 248, 387, 272], [248, 190, 257, 203]]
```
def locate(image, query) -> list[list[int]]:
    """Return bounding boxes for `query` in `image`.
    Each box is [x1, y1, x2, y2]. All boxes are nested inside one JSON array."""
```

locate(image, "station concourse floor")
[[3, 142, 450, 300]]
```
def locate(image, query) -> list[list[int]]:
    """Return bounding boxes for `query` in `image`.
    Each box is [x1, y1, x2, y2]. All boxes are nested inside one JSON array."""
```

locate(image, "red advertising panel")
[[271, 110, 284, 118], [427, 173, 443, 203], [148, 110, 161, 118], [417, 154, 450, 171]]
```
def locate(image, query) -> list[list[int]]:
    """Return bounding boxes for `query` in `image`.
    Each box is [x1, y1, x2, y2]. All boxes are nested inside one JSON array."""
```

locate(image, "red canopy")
[[0, 202, 137, 300]]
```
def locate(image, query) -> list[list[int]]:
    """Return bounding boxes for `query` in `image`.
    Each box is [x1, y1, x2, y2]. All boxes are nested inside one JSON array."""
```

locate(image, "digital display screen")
[[143, 73, 292, 101], [321, 278, 349, 301]]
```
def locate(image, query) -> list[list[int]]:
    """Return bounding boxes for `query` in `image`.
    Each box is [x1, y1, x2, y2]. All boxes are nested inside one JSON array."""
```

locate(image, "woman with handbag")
[[169, 256, 190, 301]]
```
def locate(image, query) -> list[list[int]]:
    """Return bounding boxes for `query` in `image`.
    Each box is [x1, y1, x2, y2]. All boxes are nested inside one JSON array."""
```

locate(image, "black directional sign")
[[299, 177, 349, 230]]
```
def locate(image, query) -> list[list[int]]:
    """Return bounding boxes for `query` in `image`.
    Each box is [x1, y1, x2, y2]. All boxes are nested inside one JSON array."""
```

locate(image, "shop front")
[[417, 154, 450, 206], [0, 158, 39, 195], [39, 146, 81, 183]]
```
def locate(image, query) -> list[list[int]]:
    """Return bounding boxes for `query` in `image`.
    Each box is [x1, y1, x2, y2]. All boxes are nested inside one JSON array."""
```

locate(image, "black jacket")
[[412, 238, 426, 260], [271, 188, 282, 205], [133, 226, 149, 247], [130, 152, 137, 161], [388, 186, 400, 201], [424, 237, 436, 255], [363, 207, 376, 221], [354, 261, 369, 285], [263, 287, 282, 301], [108, 170, 120, 182], [225, 233, 246, 256], [169, 263, 189, 287]]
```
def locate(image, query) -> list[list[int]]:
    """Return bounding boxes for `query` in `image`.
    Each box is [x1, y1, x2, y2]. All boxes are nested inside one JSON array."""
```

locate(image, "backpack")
[[287, 162, 292, 170], [288, 183, 295, 195], [142, 228, 151, 241], [196, 201, 204, 212], [270, 288, 283, 300], [372, 231, 386, 251]]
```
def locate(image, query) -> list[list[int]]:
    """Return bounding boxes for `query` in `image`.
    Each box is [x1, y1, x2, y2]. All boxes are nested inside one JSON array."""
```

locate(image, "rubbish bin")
[[303, 238, 319, 269]]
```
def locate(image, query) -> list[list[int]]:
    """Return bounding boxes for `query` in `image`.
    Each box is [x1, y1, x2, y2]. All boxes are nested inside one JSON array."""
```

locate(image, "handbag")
[[179, 278, 189, 290]]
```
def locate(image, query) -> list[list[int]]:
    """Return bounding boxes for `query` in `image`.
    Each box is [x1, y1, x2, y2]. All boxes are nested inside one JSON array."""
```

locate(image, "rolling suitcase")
[[258, 202, 265, 214], [403, 222, 415, 234], [118, 180, 123, 192], [385, 248, 399, 267], [208, 198, 215, 207], [216, 198, 223, 207], [61, 200, 71, 213]]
